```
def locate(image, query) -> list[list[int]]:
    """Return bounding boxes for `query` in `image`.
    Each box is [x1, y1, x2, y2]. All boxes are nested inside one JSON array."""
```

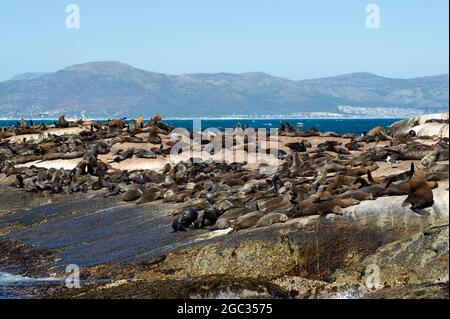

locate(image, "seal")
[[55, 115, 69, 128], [172, 207, 199, 232], [232, 211, 265, 231], [285, 142, 307, 153], [134, 149, 157, 159], [259, 191, 296, 212], [122, 185, 146, 201], [110, 149, 135, 163], [345, 140, 363, 151], [148, 126, 162, 144], [136, 186, 163, 204], [195, 206, 219, 229], [212, 207, 252, 230], [256, 212, 288, 228], [403, 163, 436, 213]]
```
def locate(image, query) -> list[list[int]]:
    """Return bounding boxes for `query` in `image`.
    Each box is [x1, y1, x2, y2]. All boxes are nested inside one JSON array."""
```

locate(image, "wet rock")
[[273, 276, 367, 299], [365, 282, 448, 299], [46, 276, 289, 299]]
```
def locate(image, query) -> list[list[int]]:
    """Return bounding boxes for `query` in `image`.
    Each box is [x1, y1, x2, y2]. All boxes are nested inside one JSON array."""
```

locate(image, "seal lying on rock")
[[256, 213, 288, 228], [122, 185, 146, 201], [136, 187, 163, 204], [232, 211, 265, 231]]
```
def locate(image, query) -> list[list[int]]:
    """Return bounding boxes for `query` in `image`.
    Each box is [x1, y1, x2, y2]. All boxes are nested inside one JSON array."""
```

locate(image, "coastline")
[[1, 117, 407, 121], [0, 113, 448, 299]]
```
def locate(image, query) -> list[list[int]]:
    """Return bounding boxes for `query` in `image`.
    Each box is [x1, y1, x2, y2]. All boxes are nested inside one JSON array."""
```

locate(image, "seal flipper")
[[402, 196, 411, 208], [356, 176, 369, 188], [367, 170, 374, 184], [412, 208, 429, 216], [385, 176, 396, 189], [408, 162, 415, 180]]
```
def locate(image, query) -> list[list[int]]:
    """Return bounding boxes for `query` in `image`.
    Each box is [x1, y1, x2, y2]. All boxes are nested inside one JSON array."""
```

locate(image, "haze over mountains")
[[0, 62, 448, 119]]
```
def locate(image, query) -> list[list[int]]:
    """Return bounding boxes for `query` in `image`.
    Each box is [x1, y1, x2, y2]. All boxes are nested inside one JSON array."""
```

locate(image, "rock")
[[339, 185, 449, 231], [0, 173, 16, 187], [47, 276, 290, 299], [390, 113, 449, 138], [137, 184, 449, 282], [365, 282, 448, 299], [273, 276, 367, 299], [331, 224, 449, 290]]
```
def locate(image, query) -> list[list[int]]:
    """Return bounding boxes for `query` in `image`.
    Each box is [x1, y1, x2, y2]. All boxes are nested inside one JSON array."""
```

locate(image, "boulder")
[[390, 113, 449, 138], [331, 223, 449, 290]]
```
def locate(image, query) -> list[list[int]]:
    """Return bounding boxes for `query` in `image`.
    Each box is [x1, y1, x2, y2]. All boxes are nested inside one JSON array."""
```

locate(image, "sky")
[[0, 0, 448, 81]]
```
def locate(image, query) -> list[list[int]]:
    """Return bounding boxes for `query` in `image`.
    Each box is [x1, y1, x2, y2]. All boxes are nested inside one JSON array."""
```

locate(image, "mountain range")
[[0, 62, 448, 119]]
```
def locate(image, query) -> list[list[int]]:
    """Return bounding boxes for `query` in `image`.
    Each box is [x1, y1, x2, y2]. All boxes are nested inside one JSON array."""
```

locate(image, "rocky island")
[[0, 113, 448, 299]]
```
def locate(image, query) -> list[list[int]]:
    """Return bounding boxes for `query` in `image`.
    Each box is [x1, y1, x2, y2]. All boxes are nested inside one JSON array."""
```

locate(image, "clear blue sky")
[[0, 0, 448, 81]]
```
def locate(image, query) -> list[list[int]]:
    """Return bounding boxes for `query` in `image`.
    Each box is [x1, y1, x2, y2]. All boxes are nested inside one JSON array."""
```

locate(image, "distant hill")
[[0, 62, 447, 118], [9, 72, 49, 81]]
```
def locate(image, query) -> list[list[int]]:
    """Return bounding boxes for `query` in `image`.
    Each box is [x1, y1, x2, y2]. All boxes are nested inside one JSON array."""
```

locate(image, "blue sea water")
[[0, 118, 402, 135]]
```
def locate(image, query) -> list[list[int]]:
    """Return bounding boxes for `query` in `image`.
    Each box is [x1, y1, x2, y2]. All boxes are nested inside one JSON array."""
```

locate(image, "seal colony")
[[1, 113, 449, 234]]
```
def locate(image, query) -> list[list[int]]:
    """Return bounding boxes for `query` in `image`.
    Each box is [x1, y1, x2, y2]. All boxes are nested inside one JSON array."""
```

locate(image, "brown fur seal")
[[293, 195, 359, 217], [360, 126, 392, 142], [256, 213, 288, 228], [137, 115, 144, 129], [259, 191, 296, 212], [212, 207, 252, 230], [148, 126, 162, 144], [56, 115, 69, 128], [403, 163, 436, 212], [136, 187, 162, 204], [122, 185, 146, 201], [105, 119, 126, 129], [232, 211, 265, 231], [345, 140, 363, 151]]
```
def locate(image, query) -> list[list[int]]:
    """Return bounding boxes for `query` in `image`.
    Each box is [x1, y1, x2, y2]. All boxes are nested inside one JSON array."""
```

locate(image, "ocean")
[[0, 118, 401, 135], [0, 272, 62, 299]]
